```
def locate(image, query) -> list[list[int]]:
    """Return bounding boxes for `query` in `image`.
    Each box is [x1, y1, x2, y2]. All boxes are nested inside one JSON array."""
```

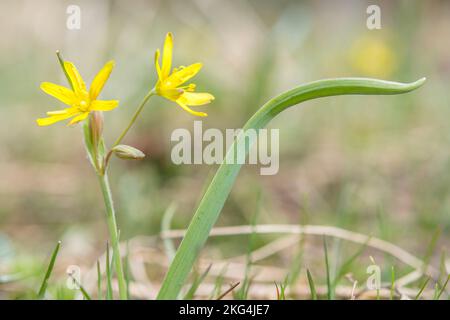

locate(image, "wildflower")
[[154, 32, 214, 117], [37, 61, 118, 126]]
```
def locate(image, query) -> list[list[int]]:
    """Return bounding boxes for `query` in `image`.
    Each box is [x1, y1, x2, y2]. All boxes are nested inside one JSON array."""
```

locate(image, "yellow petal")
[[164, 63, 202, 87], [36, 111, 79, 126], [158, 87, 184, 101], [177, 92, 214, 106], [154, 49, 162, 81], [68, 112, 90, 125], [161, 32, 173, 79], [176, 101, 207, 117], [90, 60, 115, 100], [90, 100, 119, 111], [63, 61, 87, 93], [40, 82, 76, 105], [46, 107, 77, 116]]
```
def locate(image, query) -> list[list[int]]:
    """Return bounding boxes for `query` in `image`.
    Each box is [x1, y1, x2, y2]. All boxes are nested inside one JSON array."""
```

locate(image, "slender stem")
[[97, 172, 127, 300], [112, 89, 155, 148]]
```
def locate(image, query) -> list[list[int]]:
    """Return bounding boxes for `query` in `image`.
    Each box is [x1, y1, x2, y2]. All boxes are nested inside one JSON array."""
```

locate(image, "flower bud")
[[89, 111, 104, 147], [112, 145, 145, 160]]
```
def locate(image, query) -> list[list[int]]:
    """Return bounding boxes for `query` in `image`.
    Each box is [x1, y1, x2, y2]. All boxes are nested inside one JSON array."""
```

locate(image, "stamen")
[[180, 83, 196, 92], [79, 100, 89, 112], [172, 65, 186, 73]]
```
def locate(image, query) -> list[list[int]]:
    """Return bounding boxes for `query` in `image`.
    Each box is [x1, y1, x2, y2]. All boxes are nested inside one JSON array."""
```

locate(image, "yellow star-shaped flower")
[[154, 32, 214, 117], [37, 61, 118, 126]]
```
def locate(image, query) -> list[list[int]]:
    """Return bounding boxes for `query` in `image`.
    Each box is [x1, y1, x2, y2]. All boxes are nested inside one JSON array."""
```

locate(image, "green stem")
[[156, 77, 426, 299], [112, 89, 155, 148], [97, 172, 127, 300]]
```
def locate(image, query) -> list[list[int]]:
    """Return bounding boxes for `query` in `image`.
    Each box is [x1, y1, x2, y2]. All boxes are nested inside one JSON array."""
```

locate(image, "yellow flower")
[[154, 32, 214, 117], [37, 61, 118, 126]]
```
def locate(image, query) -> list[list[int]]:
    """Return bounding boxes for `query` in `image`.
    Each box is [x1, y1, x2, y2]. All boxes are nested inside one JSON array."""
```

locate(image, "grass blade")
[[432, 283, 439, 300], [439, 250, 447, 284], [183, 264, 212, 300], [67, 272, 92, 300], [323, 236, 334, 300], [333, 239, 369, 287], [37, 241, 61, 299], [79, 284, 92, 300], [423, 228, 441, 271], [435, 274, 450, 300], [105, 242, 113, 300], [306, 269, 317, 300], [209, 264, 227, 300], [414, 277, 430, 300], [217, 282, 240, 300], [97, 260, 102, 300], [390, 266, 395, 300], [369, 256, 380, 300], [125, 241, 131, 299], [157, 77, 426, 299], [274, 281, 287, 300], [274, 282, 280, 300]]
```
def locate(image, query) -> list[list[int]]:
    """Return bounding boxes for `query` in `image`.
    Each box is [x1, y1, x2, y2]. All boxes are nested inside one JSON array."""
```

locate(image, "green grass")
[[183, 264, 212, 300], [414, 277, 430, 300], [306, 269, 317, 300], [37, 241, 61, 299], [96, 260, 102, 300], [323, 236, 333, 300], [105, 243, 113, 300]]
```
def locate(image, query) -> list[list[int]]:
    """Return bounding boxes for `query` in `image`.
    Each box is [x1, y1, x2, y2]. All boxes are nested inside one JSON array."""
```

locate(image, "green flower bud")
[[112, 145, 145, 160], [89, 111, 104, 148]]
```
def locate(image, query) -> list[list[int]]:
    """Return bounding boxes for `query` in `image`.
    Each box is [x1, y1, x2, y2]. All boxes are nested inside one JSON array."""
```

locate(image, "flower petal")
[[63, 61, 87, 93], [40, 82, 76, 105], [154, 49, 162, 81], [90, 100, 119, 111], [36, 110, 80, 126], [161, 32, 173, 79], [158, 87, 184, 101], [68, 112, 90, 125], [46, 107, 78, 116], [177, 92, 215, 106], [90, 60, 115, 100], [164, 63, 202, 87], [175, 101, 207, 117]]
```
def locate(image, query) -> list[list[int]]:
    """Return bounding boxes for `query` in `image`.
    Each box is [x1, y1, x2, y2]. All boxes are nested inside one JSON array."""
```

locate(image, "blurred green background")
[[0, 0, 449, 299]]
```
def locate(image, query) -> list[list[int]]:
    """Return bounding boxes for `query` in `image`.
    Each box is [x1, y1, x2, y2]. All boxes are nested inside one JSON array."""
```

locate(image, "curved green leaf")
[[157, 77, 426, 299]]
